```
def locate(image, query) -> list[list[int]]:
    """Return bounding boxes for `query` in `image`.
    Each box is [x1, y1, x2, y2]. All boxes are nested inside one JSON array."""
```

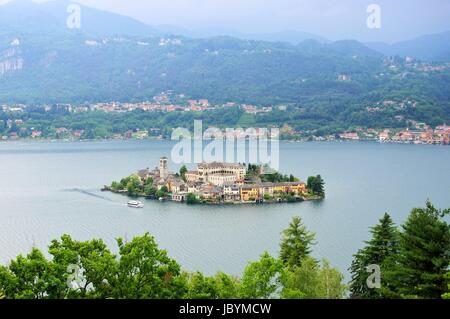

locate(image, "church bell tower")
[[159, 157, 169, 179]]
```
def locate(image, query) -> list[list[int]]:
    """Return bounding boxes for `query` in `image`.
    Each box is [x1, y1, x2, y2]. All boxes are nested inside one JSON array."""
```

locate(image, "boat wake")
[[63, 188, 113, 202]]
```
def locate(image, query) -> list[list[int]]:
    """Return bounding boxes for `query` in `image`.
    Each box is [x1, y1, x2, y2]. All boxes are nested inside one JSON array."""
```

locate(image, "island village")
[[105, 157, 325, 205]]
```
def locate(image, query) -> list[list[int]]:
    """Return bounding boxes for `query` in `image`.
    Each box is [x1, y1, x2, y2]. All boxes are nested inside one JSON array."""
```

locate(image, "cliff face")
[[0, 48, 24, 76]]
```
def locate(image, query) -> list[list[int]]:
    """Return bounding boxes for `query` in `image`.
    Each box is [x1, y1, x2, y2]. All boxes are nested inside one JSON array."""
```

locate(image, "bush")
[[186, 193, 200, 205]]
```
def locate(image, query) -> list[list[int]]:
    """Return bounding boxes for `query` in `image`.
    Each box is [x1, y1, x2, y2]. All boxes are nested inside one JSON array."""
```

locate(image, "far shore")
[[0, 137, 447, 147]]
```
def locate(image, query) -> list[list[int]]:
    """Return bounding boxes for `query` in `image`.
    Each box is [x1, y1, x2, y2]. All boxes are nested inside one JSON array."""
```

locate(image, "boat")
[[127, 200, 144, 208]]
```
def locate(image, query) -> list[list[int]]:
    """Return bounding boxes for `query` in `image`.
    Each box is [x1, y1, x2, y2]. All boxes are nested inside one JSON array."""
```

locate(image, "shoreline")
[[102, 186, 324, 206], [0, 137, 448, 147]]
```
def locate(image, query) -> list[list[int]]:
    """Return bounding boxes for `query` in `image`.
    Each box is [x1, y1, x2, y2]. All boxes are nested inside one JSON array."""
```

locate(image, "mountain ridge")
[[366, 31, 450, 62], [0, 0, 448, 128]]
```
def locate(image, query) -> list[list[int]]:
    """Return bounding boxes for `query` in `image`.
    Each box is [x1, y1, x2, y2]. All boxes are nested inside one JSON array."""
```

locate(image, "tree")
[[281, 257, 318, 299], [155, 186, 169, 199], [179, 165, 188, 182], [126, 175, 142, 196], [443, 272, 450, 299], [144, 178, 156, 197], [213, 272, 240, 299], [48, 235, 117, 299], [185, 272, 219, 299], [279, 217, 316, 268], [349, 213, 399, 299], [110, 181, 121, 190], [145, 177, 154, 186], [318, 259, 346, 299], [144, 185, 157, 197], [281, 257, 346, 299], [0, 233, 189, 299], [383, 201, 450, 299], [240, 252, 283, 299], [113, 233, 186, 299], [186, 193, 200, 205], [307, 175, 325, 197], [184, 271, 240, 299], [0, 249, 64, 299]]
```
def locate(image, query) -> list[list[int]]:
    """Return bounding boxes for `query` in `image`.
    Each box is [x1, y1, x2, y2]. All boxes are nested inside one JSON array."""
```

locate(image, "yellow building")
[[240, 185, 260, 202], [288, 182, 307, 195]]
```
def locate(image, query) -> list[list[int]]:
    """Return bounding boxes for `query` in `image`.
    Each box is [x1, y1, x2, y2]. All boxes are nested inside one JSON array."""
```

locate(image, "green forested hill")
[[0, 0, 449, 128]]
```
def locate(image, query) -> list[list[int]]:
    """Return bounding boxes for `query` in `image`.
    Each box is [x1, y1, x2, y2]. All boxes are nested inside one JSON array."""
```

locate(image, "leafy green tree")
[[119, 176, 131, 189], [126, 175, 142, 196], [443, 272, 450, 299], [0, 233, 189, 299], [0, 249, 64, 299], [281, 257, 346, 299], [318, 259, 346, 299], [185, 272, 219, 299], [349, 213, 399, 299], [279, 216, 316, 268], [213, 272, 241, 299], [155, 186, 169, 199], [48, 235, 117, 299], [145, 177, 154, 186], [110, 181, 121, 190], [179, 166, 188, 182], [307, 175, 325, 197], [281, 257, 318, 299], [240, 252, 283, 299], [383, 201, 450, 299], [186, 193, 200, 205], [184, 271, 240, 299], [112, 233, 186, 299], [144, 185, 157, 197]]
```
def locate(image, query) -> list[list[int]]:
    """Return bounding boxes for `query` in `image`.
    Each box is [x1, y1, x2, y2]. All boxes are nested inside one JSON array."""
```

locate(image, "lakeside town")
[[104, 157, 325, 205], [1, 92, 449, 145]]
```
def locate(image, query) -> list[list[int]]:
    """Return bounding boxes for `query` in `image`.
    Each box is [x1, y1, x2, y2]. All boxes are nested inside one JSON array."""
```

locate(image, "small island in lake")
[[103, 157, 325, 204]]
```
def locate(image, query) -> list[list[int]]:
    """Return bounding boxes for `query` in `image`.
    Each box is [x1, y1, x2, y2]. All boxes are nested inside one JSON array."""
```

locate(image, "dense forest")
[[1, 1, 449, 135], [1, 201, 449, 299], [1, 32, 449, 127]]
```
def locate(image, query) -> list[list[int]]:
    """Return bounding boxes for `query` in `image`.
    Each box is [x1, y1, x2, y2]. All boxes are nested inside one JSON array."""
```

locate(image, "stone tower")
[[159, 157, 169, 179]]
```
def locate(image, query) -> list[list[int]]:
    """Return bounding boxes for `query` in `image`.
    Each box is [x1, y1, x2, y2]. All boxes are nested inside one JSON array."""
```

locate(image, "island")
[[103, 157, 325, 205]]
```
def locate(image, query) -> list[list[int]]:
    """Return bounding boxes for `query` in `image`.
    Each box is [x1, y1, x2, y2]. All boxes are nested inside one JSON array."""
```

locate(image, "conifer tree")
[[383, 201, 450, 299], [349, 213, 399, 299], [280, 217, 316, 268]]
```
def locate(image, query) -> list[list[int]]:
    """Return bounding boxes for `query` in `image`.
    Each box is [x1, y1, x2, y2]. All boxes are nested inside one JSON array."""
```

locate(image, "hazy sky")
[[3, 0, 450, 43]]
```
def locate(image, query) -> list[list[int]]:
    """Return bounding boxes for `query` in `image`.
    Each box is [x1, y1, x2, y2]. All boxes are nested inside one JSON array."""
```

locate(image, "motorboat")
[[127, 200, 144, 208]]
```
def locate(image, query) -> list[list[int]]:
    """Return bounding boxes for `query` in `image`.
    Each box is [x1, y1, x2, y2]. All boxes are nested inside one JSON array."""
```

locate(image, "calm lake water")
[[0, 140, 449, 281]]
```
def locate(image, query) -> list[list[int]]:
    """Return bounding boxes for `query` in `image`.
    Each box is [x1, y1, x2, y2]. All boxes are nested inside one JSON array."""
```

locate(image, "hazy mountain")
[[0, 0, 157, 37], [0, 0, 448, 129], [0, 0, 327, 44], [366, 31, 450, 62], [155, 26, 329, 44]]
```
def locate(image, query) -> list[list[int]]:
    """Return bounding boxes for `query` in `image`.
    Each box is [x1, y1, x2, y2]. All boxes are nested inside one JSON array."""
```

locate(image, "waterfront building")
[[223, 184, 241, 202], [133, 158, 306, 204], [186, 162, 246, 186], [240, 185, 260, 202]]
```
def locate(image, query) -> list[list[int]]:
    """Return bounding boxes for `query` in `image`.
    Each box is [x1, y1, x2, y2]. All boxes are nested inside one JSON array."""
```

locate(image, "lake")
[[0, 140, 449, 281]]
